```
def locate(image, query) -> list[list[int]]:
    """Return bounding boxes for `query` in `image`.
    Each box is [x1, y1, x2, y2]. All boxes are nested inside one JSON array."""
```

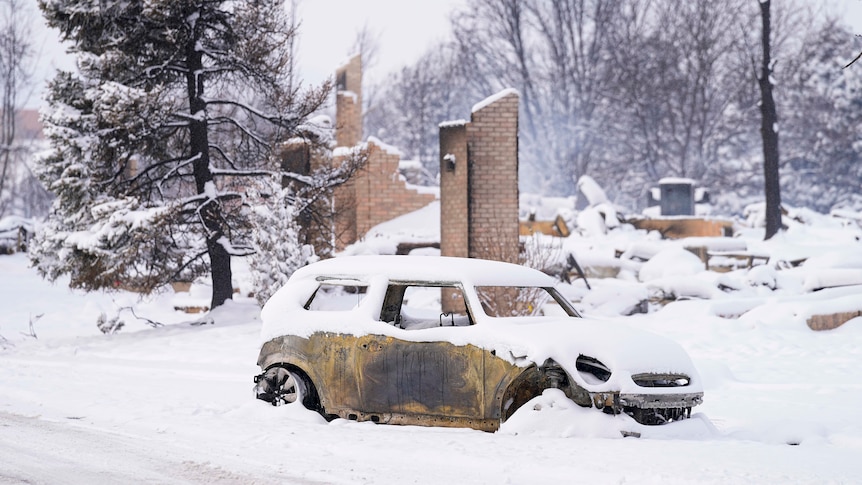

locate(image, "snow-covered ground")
[[2, 203, 862, 483]]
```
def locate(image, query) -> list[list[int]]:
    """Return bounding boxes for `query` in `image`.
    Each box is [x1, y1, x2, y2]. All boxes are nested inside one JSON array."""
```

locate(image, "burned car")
[[255, 256, 703, 432]]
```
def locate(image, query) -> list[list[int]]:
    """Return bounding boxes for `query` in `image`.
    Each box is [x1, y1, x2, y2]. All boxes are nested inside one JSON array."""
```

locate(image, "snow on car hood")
[[467, 316, 703, 395]]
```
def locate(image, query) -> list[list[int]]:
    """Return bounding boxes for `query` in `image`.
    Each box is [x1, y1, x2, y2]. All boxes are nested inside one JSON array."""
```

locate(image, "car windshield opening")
[[475, 286, 579, 318]]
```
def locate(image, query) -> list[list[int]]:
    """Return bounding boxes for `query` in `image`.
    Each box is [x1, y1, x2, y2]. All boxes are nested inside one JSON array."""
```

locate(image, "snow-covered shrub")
[[248, 183, 317, 306], [638, 248, 704, 282], [96, 312, 124, 334]]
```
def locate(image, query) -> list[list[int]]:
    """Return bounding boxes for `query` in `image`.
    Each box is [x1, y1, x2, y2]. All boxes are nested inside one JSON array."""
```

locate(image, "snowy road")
[[0, 412, 312, 485], [0, 404, 857, 485]]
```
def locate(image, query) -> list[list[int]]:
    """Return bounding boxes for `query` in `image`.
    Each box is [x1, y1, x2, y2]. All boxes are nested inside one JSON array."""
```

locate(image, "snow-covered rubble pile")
[[550, 200, 862, 319]]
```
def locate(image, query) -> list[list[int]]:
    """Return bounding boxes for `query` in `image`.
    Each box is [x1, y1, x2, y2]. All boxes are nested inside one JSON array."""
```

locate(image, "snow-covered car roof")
[[290, 255, 557, 287]]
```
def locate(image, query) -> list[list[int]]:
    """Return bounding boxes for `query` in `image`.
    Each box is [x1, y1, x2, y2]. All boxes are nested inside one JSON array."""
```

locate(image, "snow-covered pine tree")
[[247, 177, 317, 307], [32, 1, 356, 309]]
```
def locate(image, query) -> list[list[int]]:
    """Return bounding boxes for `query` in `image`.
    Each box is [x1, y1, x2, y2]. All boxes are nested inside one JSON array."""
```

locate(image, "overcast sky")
[[27, 0, 468, 108], [25, 0, 862, 109], [294, 0, 467, 85]]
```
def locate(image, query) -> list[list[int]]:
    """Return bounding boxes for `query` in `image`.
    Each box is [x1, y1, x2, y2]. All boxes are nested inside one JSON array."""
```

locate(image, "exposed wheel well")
[[500, 368, 544, 422], [500, 362, 591, 422], [263, 363, 322, 413]]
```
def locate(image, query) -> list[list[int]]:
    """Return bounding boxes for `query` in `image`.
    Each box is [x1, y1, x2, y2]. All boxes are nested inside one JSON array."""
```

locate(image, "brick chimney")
[[440, 89, 520, 264], [335, 54, 362, 148]]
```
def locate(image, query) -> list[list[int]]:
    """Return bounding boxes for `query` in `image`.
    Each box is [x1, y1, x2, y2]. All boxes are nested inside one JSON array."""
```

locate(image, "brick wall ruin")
[[331, 55, 437, 251], [439, 122, 469, 259], [335, 55, 362, 148], [326, 57, 521, 259], [439, 89, 520, 264], [351, 140, 436, 241]]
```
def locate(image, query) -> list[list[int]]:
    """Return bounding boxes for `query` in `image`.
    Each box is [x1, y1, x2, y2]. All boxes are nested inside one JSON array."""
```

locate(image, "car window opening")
[[380, 284, 473, 330], [305, 282, 368, 311]]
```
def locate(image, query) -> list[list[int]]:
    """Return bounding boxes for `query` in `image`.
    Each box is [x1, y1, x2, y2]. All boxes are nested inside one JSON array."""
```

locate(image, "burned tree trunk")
[[186, 34, 233, 309], [758, 0, 782, 240]]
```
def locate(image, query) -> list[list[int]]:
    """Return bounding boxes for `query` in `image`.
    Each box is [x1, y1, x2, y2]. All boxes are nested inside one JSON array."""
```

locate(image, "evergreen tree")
[[247, 177, 316, 307], [32, 1, 349, 309]]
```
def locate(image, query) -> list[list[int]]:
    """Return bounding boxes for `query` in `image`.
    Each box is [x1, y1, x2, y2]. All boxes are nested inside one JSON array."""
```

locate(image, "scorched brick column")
[[440, 89, 520, 264]]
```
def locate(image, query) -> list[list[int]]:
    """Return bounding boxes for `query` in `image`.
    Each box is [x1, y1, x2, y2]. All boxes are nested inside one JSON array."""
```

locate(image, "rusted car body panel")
[[259, 333, 526, 432], [258, 329, 703, 431], [257, 332, 703, 431]]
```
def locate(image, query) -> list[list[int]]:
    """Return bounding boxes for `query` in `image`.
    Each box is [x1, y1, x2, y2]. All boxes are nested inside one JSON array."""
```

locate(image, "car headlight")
[[576, 355, 611, 384], [631, 373, 691, 387]]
